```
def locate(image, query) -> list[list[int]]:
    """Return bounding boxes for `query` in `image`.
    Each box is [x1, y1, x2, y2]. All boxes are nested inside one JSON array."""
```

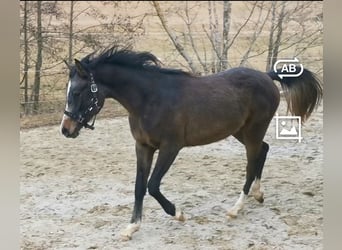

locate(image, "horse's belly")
[[185, 132, 232, 146], [184, 119, 243, 146]]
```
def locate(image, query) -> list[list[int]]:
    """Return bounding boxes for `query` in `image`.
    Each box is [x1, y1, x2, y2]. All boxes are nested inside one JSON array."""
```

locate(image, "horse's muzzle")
[[61, 126, 79, 138], [60, 115, 80, 138]]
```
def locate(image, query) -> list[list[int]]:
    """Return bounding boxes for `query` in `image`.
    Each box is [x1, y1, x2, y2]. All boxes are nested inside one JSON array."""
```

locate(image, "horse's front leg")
[[120, 142, 155, 241], [147, 144, 185, 221]]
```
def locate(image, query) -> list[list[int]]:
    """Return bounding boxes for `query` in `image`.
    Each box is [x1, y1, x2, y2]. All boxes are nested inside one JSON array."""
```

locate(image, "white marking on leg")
[[251, 179, 264, 203], [120, 222, 141, 241], [174, 207, 186, 222], [227, 191, 247, 219]]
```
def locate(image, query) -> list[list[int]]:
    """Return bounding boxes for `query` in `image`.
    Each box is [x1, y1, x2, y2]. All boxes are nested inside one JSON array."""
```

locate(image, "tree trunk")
[[270, 1, 286, 70], [31, 1, 42, 114], [265, 2, 276, 71], [207, 1, 217, 73], [23, 1, 29, 114], [68, 1, 74, 65], [221, 1, 231, 70]]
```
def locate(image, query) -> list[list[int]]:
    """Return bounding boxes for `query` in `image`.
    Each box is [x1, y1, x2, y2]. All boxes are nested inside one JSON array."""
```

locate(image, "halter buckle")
[[90, 84, 98, 93]]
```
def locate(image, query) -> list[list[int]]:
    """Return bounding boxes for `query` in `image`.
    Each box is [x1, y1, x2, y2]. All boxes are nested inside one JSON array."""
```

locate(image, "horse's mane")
[[80, 45, 193, 77]]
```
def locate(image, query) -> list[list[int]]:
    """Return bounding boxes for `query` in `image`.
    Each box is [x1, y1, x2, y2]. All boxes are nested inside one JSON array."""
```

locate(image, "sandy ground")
[[20, 100, 323, 250]]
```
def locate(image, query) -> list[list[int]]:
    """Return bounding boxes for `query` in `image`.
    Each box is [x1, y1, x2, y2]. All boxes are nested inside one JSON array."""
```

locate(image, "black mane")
[[80, 46, 193, 76]]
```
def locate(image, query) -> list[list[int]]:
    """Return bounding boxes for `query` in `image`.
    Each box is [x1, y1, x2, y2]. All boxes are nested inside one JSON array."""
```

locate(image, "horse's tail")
[[267, 68, 323, 122]]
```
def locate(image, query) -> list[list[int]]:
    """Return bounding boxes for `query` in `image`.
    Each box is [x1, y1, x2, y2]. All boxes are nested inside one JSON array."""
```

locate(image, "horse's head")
[[60, 59, 104, 138]]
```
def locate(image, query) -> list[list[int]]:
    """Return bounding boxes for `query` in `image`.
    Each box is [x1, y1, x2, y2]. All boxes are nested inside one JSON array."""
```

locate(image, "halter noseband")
[[64, 73, 101, 130]]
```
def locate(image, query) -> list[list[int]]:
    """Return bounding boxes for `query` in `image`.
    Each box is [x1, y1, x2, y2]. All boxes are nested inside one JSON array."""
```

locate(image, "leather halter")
[[64, 73, 100, 130]]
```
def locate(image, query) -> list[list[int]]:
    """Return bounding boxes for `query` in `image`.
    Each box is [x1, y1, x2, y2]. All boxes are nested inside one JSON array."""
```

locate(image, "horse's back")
[[212, 67, 280, 118], [178, 67, 280, 146], [215, 67, 278, 95]]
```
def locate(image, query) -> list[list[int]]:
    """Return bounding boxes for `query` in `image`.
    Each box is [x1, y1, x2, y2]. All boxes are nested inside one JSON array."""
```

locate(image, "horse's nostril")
[[61, 127, 69, 137]]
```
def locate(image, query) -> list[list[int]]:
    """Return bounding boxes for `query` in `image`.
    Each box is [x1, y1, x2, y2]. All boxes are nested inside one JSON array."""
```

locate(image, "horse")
[[60, 46, 322, 240]]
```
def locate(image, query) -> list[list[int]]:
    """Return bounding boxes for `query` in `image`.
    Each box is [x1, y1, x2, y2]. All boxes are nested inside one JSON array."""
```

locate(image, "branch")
[[202, 25, 222, 62], [181, 2, 208, 73], [152, 1, 199, 73], [294, 35, 321, 57], [240, 1, 271, 66], [277, 29, 321, 55], [227, 2, 257, 50], [20, 74, 26, 85], [72, 6, 91, 21]]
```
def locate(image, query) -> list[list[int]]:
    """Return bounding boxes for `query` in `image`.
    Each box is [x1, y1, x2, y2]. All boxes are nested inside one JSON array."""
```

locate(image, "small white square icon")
[[275, 113, 302, 142]]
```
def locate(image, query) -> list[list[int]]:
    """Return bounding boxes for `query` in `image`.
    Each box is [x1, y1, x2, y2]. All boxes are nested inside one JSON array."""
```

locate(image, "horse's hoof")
[[120, 223, 140, 241], [174, 209, 186, 222], [120, 233, 132, 241], [257, 196, 264, 203], [227, 210, 238, 220], [254, 191, 264, 203]]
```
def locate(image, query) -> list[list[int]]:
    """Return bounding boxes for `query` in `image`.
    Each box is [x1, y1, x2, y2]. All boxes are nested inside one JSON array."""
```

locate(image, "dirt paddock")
[[20, 101, 323, 250]]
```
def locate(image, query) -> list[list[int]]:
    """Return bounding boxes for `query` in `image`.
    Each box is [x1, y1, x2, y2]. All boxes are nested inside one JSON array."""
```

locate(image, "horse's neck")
[[103, 68, 154, 115]]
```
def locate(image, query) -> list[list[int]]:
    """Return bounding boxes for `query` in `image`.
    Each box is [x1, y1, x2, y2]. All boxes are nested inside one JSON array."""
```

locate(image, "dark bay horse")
[[60, 46, 322, 240]]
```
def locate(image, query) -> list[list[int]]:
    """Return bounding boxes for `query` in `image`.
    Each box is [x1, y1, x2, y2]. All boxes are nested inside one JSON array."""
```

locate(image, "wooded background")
[[20, 1, 323, 128]]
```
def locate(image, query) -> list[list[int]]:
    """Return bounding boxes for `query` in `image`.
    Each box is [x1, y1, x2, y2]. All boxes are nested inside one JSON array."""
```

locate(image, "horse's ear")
[[74, 59, 88, 78], [63, 59, 72, 70]]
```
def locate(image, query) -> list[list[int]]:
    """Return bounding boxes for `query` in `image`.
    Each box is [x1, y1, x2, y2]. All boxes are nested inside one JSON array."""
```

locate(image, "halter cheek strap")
[[64, 73, 101, 130]]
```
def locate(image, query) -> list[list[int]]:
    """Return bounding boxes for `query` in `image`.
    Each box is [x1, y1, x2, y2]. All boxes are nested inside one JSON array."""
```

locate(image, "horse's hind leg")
[[251, 142, 269, 203], [227, 124, 269, 219]]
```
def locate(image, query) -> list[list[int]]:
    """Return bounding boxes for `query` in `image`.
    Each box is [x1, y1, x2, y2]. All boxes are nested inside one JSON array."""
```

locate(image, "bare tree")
[[22, 1, 29, 114], [68, 1, 74, 65], [239, 1, 271, 66], [20, 1, 147, 116], [204, 1, 232, 72], [207, 1, 220, 73], [20, 1, 37, 115], [152, 1, 200, 74], [152, 1, 322, 75], [265, 1, 277, 71], [153, 1, 262, 73], [19, 1, 322, 120], [20, 1, 62, 114], [30, 1, 43, 114], [221, 1, 232, 70], [269, 1, 286, 70], [265, 1, 323, 72]]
